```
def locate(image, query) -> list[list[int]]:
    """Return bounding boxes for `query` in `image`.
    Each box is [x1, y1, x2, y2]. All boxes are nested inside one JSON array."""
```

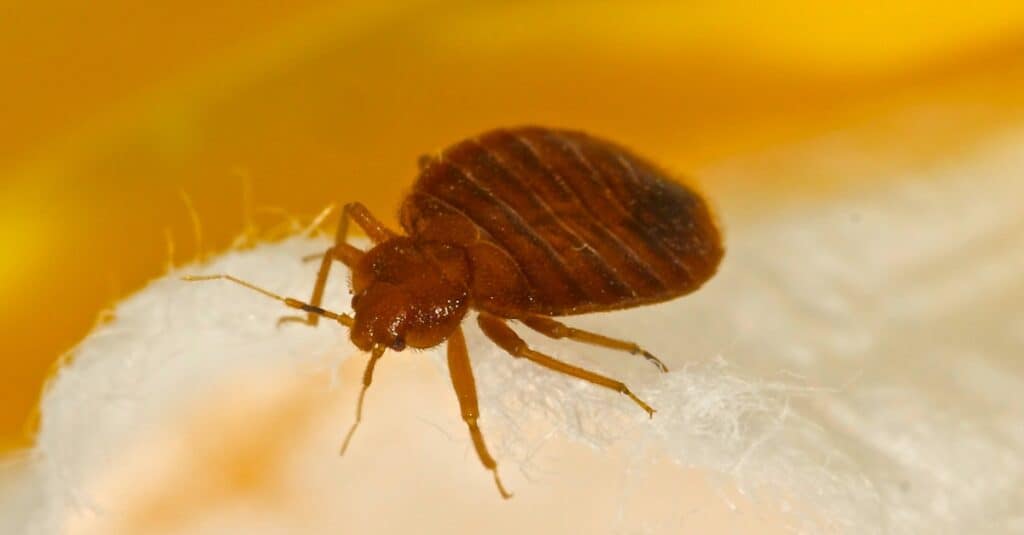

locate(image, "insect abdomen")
[[403, 126, 724, 316]]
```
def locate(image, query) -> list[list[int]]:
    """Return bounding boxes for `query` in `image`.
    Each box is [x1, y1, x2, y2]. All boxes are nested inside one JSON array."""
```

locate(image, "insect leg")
[[282, 242, 361, 327], [343, 201, 398, 243], [518, 316, 668, 372], [477, 313, 655, 417], [340, 344, 385, 455], [447, 326, 513, 499], [181, 274, 354, 328], [283, 202, 393, 326]]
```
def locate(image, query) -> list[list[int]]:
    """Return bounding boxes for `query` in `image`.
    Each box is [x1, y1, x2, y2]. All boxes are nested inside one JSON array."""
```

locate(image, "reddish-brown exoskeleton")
[[186, 126, 724, 498]]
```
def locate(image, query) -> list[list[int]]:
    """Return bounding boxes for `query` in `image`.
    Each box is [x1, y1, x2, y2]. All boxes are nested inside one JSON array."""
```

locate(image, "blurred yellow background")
[[3, 0, 1024, 452]]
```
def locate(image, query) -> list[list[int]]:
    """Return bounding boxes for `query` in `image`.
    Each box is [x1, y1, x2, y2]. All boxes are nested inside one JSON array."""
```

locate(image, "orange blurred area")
[[3, 1, 1024, 451]]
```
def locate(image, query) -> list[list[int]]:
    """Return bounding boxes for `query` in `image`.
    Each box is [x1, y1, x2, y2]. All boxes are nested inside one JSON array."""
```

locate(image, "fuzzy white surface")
[[6, 130, 1024, 534]]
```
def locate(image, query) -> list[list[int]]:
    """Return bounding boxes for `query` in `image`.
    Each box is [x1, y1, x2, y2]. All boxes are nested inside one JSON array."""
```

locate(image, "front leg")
[[446, 326, 512, 499], [283, 202, 397, 327]]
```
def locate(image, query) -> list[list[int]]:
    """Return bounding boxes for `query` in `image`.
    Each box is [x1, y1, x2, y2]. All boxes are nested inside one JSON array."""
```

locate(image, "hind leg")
[[519, 315, 668, 372], [478, 313, 655, 417]]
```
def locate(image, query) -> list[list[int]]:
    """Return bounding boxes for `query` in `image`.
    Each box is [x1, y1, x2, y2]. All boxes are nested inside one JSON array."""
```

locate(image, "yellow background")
[[3, 1, 1024, 451]]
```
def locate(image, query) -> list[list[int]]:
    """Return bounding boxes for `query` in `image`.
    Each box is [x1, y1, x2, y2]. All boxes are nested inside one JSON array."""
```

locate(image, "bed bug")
[[186, 126, 724, 498]]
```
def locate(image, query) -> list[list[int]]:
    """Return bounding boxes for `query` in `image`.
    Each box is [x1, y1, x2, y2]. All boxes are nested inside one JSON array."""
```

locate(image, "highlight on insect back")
[[2, 3, 1024, 534]]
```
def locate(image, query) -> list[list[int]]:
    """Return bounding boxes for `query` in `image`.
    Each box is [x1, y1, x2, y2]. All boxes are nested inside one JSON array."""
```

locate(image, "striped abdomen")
[[400, 126, 724, 317]]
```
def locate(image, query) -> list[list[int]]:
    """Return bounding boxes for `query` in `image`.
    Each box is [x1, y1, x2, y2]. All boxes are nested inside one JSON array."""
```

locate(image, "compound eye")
[[391, 337, 406, 351]]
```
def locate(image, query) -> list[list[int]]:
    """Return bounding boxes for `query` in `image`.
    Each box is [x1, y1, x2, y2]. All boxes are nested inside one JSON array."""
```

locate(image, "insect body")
[[187, 126, 723, 498]]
